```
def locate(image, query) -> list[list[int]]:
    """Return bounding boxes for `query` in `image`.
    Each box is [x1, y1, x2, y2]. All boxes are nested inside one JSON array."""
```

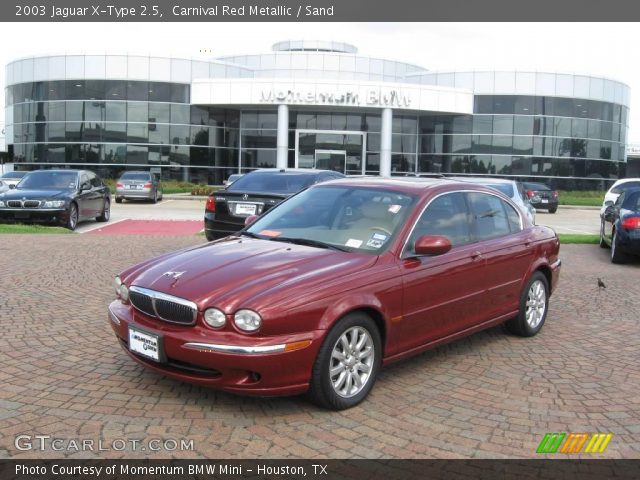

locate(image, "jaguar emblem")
[[163, 271, 185, 281]]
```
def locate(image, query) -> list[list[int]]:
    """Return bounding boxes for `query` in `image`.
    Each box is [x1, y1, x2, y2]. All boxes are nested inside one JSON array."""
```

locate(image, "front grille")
[[7, 200, 22, 208], [129, 286, 197, 325], [155, 298, 195, 324], [23, 200, 41, 208], [129, 290, 155, 317]]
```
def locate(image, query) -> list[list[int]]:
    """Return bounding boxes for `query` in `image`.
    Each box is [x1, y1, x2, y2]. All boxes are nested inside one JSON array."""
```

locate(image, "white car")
[[602, 178, 640, 207], [450, 176, 536, 224], [0, 180, 8, 194], [0, 170, 27, 188]]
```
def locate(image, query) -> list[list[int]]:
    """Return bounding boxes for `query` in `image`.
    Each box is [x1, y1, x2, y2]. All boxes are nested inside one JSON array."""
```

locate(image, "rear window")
[[524, 182, 551, 191], [228, 171, 318, 194], [612, 181, 640, 194], [482, 183, 514, 197], [120, 172, 151, 181]]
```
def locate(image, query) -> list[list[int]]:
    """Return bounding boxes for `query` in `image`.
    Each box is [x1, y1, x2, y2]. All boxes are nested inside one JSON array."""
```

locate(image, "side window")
[[409, 192, 470, 249], [89, 173, 102, 188], [467, 192, 513, 241], [504, 201, 522, 232], [615, 192, 625, 206], [80, 174, 90, 188]]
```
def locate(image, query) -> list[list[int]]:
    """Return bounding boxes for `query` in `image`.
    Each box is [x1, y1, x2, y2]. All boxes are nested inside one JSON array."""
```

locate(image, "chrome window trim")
[[129, 285, 197, 325], [400, 188, 524, 258], [183, 342, 286, 355]]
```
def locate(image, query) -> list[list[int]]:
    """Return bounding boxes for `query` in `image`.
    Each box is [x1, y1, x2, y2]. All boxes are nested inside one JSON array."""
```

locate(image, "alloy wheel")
[[525, 280, 546, 329], [329, 326, 375, 398]]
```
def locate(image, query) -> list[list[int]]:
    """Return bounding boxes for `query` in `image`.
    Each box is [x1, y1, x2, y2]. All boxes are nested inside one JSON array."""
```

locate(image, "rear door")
[[465, 191, 534, 322]]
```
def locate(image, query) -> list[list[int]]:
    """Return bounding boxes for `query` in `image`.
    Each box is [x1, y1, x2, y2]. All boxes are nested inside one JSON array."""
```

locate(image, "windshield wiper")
[[239, 231, 262, 238], [268, 236, 350, 252]]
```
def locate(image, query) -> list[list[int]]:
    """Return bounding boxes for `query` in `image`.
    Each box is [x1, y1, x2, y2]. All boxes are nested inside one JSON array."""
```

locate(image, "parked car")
[[223, 173, 244, 186], [0, 169, 111, 230], [599, 187, 640, 263], [110, 177, 561, 409], [450, 176, 536, 224], [0, 180, 8, 194], [522, 182, 559, 213], [115, 171, 163, 203], [602, 178, 640, 211], [204, 168, 345, 240], [0, 170, 27, 188]]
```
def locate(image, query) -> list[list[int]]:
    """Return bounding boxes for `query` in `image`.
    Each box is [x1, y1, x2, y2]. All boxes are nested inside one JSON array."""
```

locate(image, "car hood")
[[0, 189, 71, 200], [123, 237, 377, 312]]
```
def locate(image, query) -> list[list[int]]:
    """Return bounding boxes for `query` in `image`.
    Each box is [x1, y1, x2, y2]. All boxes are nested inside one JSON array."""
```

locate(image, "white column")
[[276, 104, 289, 169], [380, 108, 393, 177]]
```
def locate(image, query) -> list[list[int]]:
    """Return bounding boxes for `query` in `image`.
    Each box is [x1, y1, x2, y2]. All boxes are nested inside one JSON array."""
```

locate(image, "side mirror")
[[414, 235, 452, 256], [81, 183, 91, 191], [604, 200, 614, 207], [9, 184, 15, 189], [244, 215, 258, 226]]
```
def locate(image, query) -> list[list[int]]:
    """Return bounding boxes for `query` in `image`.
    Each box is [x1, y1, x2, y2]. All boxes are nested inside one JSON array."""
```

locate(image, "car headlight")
[[119, 284, 129, 302], [234, 309, 262, 332], [204, 308, 226, 328], [43, 200, 66, 208], [0, 201, 5, 207], [114, 276, 122, 297]]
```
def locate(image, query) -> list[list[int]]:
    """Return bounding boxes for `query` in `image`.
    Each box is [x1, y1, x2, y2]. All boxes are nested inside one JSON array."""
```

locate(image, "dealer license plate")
[[128, 185, 140, 190], [235, 203, 256, 215], [128, 326, 160, 362], [541, 199, 549, 203]]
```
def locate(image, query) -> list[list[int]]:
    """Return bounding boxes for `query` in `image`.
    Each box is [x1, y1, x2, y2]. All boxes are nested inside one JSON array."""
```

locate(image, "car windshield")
[[482, 183, 514, 198], [245, 185, 417, 254], [17, 171, 78, 190], [612, 181, 640, 194], [2, 171, 26, 179], [228, 171, 318, 194], [120, 173, 151, 181]]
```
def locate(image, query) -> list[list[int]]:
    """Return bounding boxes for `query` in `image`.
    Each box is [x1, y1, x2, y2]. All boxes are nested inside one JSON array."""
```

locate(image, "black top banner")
[[5, 0, 640, 22]]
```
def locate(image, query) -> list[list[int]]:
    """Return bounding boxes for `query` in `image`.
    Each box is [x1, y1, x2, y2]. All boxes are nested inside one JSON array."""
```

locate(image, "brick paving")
[[0, 235, 639, 459]]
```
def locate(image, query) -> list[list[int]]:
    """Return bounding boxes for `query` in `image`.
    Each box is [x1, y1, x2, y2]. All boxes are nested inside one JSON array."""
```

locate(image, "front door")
[[314, 150, 346, 173]]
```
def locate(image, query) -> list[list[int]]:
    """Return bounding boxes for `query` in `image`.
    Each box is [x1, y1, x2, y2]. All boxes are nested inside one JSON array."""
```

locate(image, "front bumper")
[[108, 300, 323, 396], [0, 207, 68, 225]]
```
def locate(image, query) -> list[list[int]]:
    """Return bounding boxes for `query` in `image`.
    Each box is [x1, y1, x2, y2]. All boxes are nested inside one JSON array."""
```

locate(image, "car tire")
[[599, 221, 608, 248], [308, 312, 382, 410], [65, 202, 79, 231], [96, 199, 110, 222], [505, 271, 549, 337], [611, 230, 628, 264], [548, 207, 557, 214], [115, 197, 123, 204]]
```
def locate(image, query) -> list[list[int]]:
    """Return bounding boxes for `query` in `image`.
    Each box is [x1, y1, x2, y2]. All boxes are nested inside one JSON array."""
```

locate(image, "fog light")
[[234, 310, 262, 332], [204, 308, 226, 328]]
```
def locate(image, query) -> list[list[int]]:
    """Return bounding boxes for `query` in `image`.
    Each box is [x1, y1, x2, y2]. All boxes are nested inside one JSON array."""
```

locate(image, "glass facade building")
[[4, 41, 630, 188]]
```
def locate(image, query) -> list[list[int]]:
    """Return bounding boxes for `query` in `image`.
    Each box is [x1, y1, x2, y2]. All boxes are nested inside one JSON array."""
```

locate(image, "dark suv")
[[204, 168, 344, 240], [522, 182, 559, 213]]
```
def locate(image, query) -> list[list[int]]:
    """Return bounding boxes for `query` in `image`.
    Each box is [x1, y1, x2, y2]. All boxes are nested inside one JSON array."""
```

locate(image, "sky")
[[1, 22, 638, 142]]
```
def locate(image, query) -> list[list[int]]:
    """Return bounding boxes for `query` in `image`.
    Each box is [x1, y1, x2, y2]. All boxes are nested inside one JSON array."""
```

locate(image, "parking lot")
[[0, 222, 639, 459], [75, 197, 601, 235]]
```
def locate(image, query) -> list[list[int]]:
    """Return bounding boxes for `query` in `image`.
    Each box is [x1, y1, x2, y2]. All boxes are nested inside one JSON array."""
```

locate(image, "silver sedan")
[[115, 171, 163, 203]]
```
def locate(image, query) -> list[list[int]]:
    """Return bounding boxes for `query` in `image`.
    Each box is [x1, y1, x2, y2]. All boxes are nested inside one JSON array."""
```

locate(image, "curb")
[[162, 194, 208, 201], [558, 205, 601, 211]]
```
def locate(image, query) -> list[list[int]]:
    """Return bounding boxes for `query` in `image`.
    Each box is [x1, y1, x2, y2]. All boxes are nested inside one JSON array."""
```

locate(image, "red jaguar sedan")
[[108, 177, 561, 410]]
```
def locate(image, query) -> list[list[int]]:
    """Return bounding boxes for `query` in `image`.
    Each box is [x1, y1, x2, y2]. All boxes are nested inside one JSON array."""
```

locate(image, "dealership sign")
[[259, 89, 412, 108]]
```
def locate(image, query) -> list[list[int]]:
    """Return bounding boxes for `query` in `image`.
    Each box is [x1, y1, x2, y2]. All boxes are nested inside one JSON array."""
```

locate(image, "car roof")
[[316, 176, 500, 195], [27, 169, 84, 174], [249, 168, 343, 176], [447, 176, 516, 185]]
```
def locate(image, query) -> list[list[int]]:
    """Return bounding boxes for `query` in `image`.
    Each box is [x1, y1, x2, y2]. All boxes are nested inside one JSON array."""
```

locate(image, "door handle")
[[471, 251, 483, 260]]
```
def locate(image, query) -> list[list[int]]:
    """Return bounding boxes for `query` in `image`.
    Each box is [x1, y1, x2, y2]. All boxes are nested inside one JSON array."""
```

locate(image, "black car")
[[204, 168, 345, 240], [600, 187, 640, 263], [522, 182, 559, 213], [0, 169, 111, 230]]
